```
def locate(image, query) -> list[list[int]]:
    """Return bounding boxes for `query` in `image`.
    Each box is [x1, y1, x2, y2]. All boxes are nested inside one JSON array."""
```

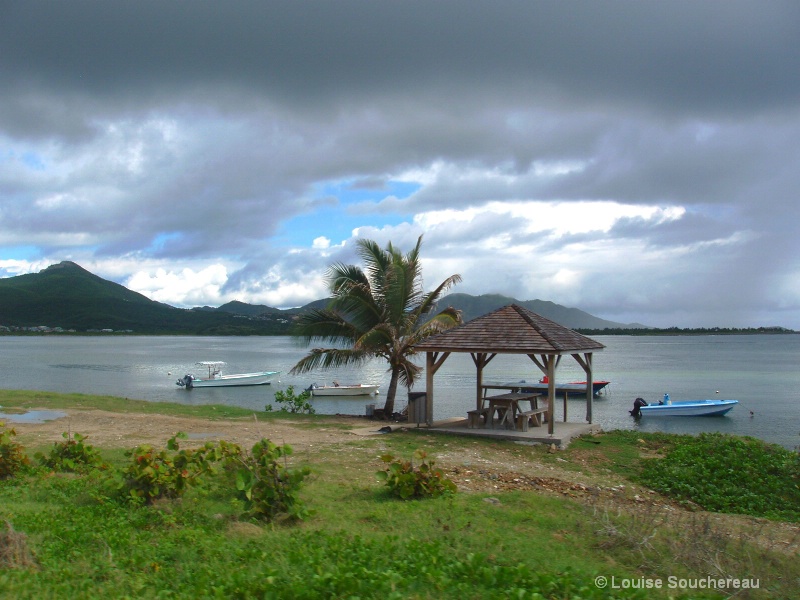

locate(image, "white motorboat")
[[308, 383, 379, 397], [176, 362, 279, 388], [630, 397, 738, 417]]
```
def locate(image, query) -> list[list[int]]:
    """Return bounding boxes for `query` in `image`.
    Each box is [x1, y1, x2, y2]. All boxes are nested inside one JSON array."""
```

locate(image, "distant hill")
[[0, 262, 644, 334], [0, 262, 292, 334], [438, 293, 646, 329]]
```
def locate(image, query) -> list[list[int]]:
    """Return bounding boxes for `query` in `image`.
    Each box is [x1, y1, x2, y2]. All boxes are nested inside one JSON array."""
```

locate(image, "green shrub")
[[116, 433, 234, 505], [229, 438, 312, 521], [0, 422, 29, 479], [266, 385, 315, 414], [377, 449, 457, 499], [639, 432, 800, 521], [35, 431, 105, 473]]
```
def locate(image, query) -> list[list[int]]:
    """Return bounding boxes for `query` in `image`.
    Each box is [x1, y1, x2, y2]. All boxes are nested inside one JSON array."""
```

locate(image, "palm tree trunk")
[[382, 368, 400, 417]]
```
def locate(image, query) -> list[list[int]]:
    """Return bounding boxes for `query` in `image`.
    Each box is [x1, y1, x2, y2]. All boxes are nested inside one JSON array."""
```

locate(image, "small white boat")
[[630, 397, 738, 417], [308, 383, 380, 397], [176, 362, 279, 389]]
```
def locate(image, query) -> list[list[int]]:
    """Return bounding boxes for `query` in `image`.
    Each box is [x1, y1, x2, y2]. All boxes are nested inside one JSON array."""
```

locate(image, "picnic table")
[[468, 390, 547, 431]]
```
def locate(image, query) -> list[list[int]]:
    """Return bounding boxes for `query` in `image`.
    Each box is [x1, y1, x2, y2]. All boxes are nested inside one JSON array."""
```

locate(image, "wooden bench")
[[515, 408, 548, 431], [467, 408, 490, 429]]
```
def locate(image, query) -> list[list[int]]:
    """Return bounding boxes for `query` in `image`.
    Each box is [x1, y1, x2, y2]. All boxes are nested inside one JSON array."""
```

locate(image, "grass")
[[0, 389, 369, 428], [1, 391, 798, 599]]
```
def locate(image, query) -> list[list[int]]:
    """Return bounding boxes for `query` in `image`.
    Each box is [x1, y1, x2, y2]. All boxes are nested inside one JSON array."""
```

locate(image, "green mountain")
[[438, 293, 645, 329], [0, 262, 292, 334], [0, 262, 641, 334]]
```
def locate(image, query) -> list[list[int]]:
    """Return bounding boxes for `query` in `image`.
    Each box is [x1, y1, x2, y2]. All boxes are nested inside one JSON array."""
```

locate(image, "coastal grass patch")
[[587, 499, 798, 599], [0, 389, 363, 430], [638, 432, 800, 522], [546, 430, 680, 478], [0, 458, 652, 600], [3, 394, 798, 598], [0, 435, 795, 599]]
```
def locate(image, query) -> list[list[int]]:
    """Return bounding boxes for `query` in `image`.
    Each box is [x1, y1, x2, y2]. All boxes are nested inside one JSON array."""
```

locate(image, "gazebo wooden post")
[[424, 351, 451, 426], [585, 353, 593, 423], [471, 352, 496, 411], [425, 352, 435, 426], [545, 354, 557, 435], [572, 352, 594, 423]]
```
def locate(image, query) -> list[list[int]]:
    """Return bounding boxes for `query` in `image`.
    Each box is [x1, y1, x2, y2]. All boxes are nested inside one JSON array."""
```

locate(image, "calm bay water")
[[1, 335, 798, 449]]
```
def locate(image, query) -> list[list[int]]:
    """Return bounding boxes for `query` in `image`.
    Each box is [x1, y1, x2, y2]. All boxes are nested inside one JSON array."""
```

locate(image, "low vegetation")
[[0, 422, 28, 478], [34, 431, 106, 473], [266, 384, 315, 414], [1, 393, 798, 598], [638, 432, 800, 521], [377, 449, 457, 499]]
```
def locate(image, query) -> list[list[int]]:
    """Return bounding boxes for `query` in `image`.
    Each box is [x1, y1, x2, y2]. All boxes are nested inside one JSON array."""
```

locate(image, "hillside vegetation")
[[1, 262, 794, 335]]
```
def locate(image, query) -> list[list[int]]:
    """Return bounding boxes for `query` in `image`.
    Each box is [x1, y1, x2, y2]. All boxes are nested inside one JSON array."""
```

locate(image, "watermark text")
[[594, 575, 760, 590]]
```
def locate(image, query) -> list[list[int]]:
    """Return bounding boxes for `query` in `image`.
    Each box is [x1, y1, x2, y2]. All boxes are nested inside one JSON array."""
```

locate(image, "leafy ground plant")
[[266, 385, 315, 414], [35, 431, 105, 473], [377, 449, 457, 499], [116, 433, 232, 505], [638, 432, 800, 521], [229, 438, 312, 521], [0, 422, 29, 479]]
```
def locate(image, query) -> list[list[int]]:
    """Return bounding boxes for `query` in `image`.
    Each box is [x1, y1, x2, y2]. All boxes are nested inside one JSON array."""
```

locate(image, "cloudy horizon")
[[2, 1, 800, 328]]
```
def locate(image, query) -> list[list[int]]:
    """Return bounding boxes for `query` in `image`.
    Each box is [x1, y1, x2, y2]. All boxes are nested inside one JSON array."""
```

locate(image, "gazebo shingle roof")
[[414, 304, 605, 354]]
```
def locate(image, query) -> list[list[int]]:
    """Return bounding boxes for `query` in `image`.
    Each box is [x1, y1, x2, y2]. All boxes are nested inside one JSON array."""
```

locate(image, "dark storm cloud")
[[3, 1, 799, 119], [2, 1, 800, 326]]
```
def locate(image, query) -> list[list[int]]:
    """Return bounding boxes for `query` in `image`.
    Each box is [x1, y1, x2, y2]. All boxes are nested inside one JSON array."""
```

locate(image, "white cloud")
[[127, 264, 229, 306], [312, 236, 330, 249]]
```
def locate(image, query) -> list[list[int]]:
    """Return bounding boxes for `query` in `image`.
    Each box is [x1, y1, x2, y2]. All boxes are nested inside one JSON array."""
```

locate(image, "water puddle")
[[186, 432, 221, 439], [0, 409, 67, 424]]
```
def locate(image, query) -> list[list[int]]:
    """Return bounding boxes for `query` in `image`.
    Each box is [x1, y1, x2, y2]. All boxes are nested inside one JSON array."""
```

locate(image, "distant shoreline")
[[2, 327, 797, 337]]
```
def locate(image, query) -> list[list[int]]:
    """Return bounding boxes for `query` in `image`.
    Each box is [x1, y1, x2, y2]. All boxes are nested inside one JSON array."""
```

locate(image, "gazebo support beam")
[[471, 352, 497, 411], [424, 351, 451, 426], [544, 354, 557, 435], [571, 352, 594, 423]]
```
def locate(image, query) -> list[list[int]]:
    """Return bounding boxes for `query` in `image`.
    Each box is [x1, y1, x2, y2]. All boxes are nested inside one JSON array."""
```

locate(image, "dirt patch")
[[11, 408, 367, 450]]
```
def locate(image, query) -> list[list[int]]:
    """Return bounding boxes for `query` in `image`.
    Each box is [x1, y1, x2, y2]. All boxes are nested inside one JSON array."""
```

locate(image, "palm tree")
[[290, 236, 462, 417]]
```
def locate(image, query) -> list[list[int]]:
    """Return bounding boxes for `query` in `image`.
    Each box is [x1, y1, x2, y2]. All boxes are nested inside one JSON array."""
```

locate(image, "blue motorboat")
[[630, 397, 738, 417]]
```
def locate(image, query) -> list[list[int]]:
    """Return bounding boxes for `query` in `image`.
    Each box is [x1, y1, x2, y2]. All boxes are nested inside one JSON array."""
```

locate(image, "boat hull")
[[182, 371, 279, 388], [506, 380, 610, 397], [310, 384, 379, 397], [638, 400, 738, 417]]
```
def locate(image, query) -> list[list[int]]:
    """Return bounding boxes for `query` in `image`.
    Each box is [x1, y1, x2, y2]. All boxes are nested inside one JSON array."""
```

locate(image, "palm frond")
[[327, 263, 370, 295], [414, 273, 463, 318], [289, 347, 370, 375], [356, 238, 392, 298], [393, 355, 422, 389], [293, 308, 359, 345]]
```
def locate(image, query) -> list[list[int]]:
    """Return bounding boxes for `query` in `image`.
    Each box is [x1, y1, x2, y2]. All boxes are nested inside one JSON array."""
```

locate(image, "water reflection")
[[0, 410, 67, 424]]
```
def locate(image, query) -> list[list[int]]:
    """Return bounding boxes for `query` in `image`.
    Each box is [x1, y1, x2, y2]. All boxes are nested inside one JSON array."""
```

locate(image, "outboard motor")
[[629, 397, 647, 416], [177, 374, 194, 389]]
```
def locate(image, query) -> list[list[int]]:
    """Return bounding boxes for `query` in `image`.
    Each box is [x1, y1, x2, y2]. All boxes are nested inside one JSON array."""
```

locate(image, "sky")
[[2, 1, 800, 329]]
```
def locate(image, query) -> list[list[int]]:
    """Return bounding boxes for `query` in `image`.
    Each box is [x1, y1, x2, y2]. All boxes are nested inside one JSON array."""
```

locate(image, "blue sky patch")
[[280, 179, 421, 247]]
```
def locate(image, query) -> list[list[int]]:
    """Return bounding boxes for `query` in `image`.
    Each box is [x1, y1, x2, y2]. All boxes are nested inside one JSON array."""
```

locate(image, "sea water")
[[1, 334, 798, 449]]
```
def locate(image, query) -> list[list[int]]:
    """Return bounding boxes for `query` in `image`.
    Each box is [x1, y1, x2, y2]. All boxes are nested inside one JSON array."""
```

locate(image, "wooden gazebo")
[[412, 304, 605, 434]]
